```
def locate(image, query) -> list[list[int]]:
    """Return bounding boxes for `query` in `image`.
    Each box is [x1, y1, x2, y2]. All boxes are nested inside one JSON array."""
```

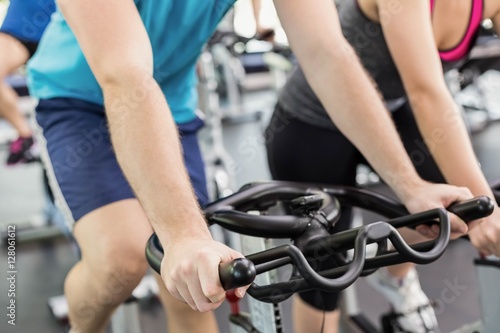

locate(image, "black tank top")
[[278, 0, 474, 130]]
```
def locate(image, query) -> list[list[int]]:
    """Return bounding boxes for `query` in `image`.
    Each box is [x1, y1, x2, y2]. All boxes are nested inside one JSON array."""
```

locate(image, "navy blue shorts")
[[36, 98, 208, 223]]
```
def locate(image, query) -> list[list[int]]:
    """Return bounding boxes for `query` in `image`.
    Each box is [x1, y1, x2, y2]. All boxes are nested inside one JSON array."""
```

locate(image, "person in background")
[[251, 0, 275, 41], [0, 0, 55, 165]]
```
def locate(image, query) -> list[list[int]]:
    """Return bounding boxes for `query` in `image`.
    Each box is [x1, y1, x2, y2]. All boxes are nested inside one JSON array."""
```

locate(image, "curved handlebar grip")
[[146, 234, 163, 274], [448, 196, 495, 223], [219, 258, 257, 290]]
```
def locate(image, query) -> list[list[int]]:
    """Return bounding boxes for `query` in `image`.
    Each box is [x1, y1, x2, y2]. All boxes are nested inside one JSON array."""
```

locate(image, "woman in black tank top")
[[267, 0, 500, 332]]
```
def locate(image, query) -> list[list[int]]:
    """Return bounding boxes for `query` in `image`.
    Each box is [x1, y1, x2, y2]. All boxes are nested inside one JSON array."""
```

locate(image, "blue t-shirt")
[[28, 0, 235, 124], [0, 0, 56, 42]]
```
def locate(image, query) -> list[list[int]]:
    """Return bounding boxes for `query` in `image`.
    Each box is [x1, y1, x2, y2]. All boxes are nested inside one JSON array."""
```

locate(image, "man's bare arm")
[[58, 0, 245, 311]]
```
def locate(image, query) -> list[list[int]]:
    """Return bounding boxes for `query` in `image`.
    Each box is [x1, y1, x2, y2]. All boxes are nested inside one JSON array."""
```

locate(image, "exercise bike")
[[146, 181, 495, 333]]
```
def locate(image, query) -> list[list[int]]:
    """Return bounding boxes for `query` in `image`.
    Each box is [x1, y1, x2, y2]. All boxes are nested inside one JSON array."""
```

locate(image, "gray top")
[[278, 0, 455, 130]]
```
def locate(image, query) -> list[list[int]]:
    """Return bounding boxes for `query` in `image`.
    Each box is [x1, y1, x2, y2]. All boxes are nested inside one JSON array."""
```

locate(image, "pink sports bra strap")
[[431, 0, 483, 62]]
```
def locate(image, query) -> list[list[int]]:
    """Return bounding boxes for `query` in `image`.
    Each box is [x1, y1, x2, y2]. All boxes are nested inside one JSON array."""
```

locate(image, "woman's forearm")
[[302, 43, 426, 201], [409, 89, 497, 202]]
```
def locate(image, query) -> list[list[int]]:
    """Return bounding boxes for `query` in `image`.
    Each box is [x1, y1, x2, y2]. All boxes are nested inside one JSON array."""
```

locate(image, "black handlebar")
[[219, 259, 257, 290], [448, 197, 496, 222], [204, 182, 341, 238], [146, 232, 163, 275], [146, 181, 496, 303]]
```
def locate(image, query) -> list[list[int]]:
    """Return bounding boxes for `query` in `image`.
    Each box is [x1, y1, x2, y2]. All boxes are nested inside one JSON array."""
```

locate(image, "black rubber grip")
[[219, 258, 256, 290], [447, 196, 495, 223]]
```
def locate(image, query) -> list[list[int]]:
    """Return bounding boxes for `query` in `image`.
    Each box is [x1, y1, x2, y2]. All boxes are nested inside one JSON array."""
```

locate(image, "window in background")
[[0, 0, 9, 24]]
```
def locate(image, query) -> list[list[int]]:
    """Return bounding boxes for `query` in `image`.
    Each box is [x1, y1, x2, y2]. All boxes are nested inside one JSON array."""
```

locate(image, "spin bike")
[[146, 181, 495, 333]]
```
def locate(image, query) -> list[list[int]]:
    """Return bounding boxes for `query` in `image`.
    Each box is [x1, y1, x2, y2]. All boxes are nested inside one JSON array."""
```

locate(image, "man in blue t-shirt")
[[0, 0, 55, 164], [28, 1, 480, 332]]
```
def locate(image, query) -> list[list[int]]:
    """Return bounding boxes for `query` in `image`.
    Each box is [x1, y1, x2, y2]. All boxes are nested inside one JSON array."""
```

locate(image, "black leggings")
[[264, 102, 445, 311]]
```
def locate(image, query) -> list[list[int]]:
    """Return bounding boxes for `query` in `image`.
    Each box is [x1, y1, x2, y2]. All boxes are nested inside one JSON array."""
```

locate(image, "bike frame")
[[146, 181, 496, 333]]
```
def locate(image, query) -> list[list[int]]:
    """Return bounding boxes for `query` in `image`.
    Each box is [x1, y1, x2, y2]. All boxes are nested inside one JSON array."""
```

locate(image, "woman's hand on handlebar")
[[400, 182, 473, 239], [469, 207, 500, 256], [159, 234, 249, 312]]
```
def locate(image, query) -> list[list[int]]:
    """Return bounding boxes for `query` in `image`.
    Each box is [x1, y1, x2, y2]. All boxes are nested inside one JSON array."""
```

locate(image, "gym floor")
[[0, 90, 499, 333]]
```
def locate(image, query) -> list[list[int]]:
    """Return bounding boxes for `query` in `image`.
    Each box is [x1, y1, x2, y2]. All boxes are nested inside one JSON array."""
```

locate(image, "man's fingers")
[[163, 259, 201, 310], [198, 253, 226, 304], [235, 285, 249, 298], [161, 240, 248, 313], [227, 249, 250, 298], [168, 281, 197, 310], [176, 255, 225, 311], [186, 274, 223, 312]]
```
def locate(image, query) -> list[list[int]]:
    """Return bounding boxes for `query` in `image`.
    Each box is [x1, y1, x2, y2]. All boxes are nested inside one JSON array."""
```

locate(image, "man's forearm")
[[103, 76, 211, 243]]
